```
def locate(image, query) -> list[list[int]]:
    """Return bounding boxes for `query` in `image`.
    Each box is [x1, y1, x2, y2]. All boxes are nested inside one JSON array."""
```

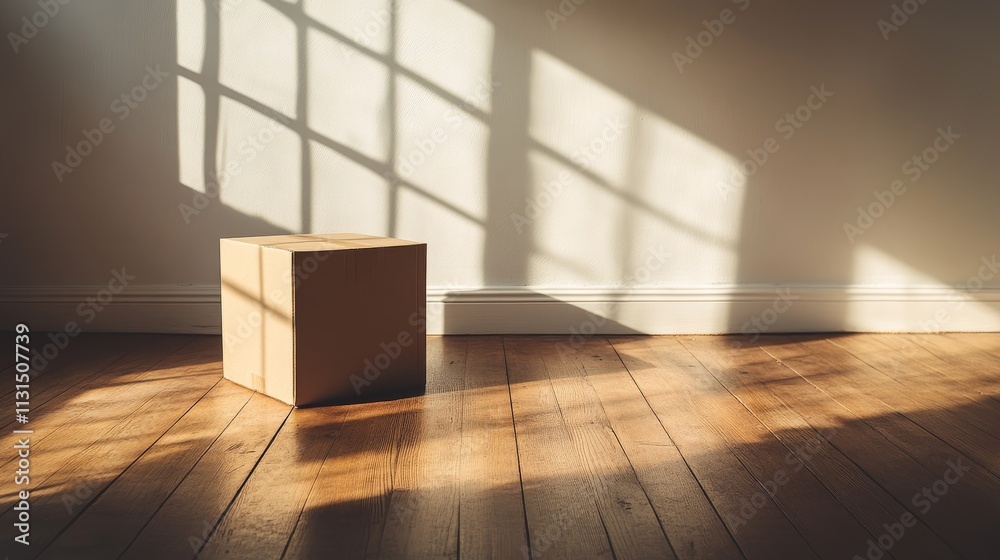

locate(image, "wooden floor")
[[3, 334, 1000, 559]]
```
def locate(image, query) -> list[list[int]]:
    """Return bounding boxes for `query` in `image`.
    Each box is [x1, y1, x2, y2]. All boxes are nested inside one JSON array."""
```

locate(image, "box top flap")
[[222, 233, 424, 252]]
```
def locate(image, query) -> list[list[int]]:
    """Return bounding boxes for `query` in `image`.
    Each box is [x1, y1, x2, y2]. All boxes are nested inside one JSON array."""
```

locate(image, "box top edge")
[[221, 233, 425, 251]]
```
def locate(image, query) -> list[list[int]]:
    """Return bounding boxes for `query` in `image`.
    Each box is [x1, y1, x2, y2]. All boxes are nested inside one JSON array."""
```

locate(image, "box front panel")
[[293, 244, 426, 405]]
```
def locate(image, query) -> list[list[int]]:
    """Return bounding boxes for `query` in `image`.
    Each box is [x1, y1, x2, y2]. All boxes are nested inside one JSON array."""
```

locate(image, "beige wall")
[[2, 0, 999, 333]]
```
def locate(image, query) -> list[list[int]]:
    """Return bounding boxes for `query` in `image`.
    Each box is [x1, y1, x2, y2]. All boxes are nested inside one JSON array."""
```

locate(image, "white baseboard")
[[0, 286, 222, 335], [2, 284, 1000, 335]]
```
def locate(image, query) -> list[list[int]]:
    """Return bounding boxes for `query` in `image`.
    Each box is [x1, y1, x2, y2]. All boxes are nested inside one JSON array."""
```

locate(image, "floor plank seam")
[[115, 380, 255, 560], [759, 344, 967, 558], [606, 338, 750, 560], [502, 336, 535, 560], [38, 376, 226, 558], [192, 406, 294, 559]]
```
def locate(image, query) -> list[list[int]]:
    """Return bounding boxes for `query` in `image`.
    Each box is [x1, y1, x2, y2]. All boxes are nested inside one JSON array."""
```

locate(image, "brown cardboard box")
[[220, 233, 426, 406]]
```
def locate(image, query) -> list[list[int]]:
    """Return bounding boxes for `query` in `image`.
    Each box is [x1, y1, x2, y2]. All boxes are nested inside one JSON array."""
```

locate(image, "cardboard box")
[[220, 233, 426, 406]]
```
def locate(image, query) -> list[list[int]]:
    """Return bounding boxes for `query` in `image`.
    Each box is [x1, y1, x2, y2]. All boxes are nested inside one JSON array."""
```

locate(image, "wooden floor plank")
[[120, 392, 292, 560], [831, 335, 1000, 450], [764, 336, 1000, 559], [8, 332, 1000, 559], [785, 337, 1000, 508], [0, 335, 195, 452], [946, 333, 1000, 360], [38, 380, 253, 559], [556, 336, 743, 560], [654, 337, 874, 560], [281, 399, 412, 559], [456, 336, 529, 559], [515, 337, 677, 560], [682, 335, 960, 560], [197, 405, 348, 559], [611, 336, 819, 560], [0, 337, 222, 518], [0, 334, 149, 426], [948, 333, 1000, 353], [0, 378, 226, 553], [881, 334, 1000, 414], [911, 334, 1000, 403], [375, 337, 469, 559], [503, 336, 616, 560]]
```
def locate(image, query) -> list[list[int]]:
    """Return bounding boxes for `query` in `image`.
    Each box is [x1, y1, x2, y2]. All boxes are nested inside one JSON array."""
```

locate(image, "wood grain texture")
[[612, 337, 819, 560], [456, 336, 529, 559], [40, 379, 254, 559], [764, 336, 1000, 559], [0, 334, 154, 429], [120, 392, 292, 560], [580, 338, 743, 560], [681, 335, 960, 560], [512, 337, 676, 560], [504, 336, 616, 560], [281, 400, 410, 559], [0, 338, 220, 524], [1, 353, 225, 552], [377, 335, 466, 559], [198, 405, 348, 559], [10, 333, 1000, 560]]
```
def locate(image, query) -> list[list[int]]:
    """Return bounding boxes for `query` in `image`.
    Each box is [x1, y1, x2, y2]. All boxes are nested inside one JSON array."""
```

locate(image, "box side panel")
[[220, 240, 294, 405], [221, 239, 264, 393], [293, 244, 427, 405], [262, 248, 295, 405], [412, 244, 427, 387]]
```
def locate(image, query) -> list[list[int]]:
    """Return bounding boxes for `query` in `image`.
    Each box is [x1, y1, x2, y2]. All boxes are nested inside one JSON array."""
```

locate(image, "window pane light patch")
[[397, 187, 485, 289], [215, 97, 301, 231], [307, 28, 391, 163], [309, 139, 391, 235], [304, 0, 392, 56], [394, 74, 489, 223], [397, 0, 494, 114], [219, 0, 297, 118], [176, 0, 205, 74], [177, 75, 206, 193]]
